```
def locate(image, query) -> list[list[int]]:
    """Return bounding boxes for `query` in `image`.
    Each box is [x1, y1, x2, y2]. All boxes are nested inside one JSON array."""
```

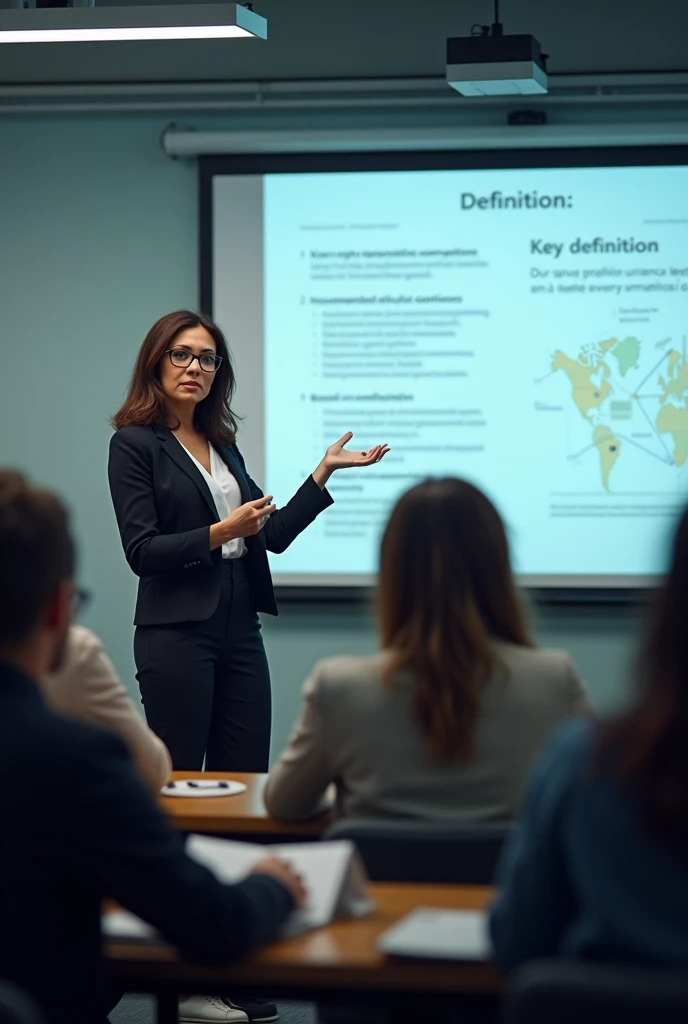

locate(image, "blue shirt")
[[490, 718, 688, 971]]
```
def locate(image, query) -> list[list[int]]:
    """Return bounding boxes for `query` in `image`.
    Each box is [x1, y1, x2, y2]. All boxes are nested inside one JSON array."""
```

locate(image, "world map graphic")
[[545, 336, 688, 490]]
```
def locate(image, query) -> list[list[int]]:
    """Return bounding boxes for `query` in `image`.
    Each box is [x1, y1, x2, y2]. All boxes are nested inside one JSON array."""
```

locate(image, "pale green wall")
[[0, 114, 644, 762]]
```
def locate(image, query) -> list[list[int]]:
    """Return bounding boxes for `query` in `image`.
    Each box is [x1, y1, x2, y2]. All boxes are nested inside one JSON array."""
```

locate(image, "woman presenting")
[[109, 310, 388, 772]]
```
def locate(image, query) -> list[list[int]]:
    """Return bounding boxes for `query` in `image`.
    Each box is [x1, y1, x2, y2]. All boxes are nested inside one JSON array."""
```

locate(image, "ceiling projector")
[[446, 5, 548, 97]]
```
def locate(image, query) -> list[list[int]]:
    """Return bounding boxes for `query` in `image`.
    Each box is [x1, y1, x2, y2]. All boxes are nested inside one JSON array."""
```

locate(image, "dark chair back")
[[505, 960, 688, 1024], [325, 817, 511, 884], [0, 982, 44, 1024]]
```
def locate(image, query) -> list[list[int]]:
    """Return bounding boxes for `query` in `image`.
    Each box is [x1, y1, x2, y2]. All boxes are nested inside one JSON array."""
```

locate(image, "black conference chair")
[[504, 960, 688, 1024], [0, 982, 44, 1024], [320, 819, 507, 1024], [324, 817, 511, 884]]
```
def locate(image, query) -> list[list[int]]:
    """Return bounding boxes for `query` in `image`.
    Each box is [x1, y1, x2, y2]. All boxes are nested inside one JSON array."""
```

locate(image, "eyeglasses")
[[165, 349, 222, 373], [72, 586, 91, 620]]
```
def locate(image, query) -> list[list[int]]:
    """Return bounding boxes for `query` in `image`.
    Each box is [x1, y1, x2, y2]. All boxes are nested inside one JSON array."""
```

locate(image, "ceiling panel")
[[0, 0, 686, 85]]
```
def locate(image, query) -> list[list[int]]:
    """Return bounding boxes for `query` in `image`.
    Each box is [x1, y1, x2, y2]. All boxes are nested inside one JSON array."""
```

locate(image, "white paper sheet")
[[377, 907, 491, 961]]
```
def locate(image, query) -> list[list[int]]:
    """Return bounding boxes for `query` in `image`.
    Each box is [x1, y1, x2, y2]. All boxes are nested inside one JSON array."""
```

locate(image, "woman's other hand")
[[210, 497, 276, 549]]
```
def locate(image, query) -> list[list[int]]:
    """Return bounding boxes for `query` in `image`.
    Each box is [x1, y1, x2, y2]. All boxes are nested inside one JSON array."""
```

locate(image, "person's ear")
[[43, 581, 73, 634]]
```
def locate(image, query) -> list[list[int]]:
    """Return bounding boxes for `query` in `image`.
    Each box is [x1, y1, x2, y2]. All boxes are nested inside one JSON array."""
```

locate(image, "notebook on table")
[[103, 835, 372, 942]]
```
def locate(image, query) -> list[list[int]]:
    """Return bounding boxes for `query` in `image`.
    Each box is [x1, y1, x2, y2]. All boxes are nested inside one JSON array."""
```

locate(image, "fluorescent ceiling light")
[[0, 3, 267, 43]]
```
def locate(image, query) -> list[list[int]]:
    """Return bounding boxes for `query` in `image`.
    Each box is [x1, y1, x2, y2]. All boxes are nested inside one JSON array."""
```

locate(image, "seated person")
[[264, 477, 589, 823], [43, 624, 171, 792], [0, 468, 304, 1024], [490, 504, 688, 969]]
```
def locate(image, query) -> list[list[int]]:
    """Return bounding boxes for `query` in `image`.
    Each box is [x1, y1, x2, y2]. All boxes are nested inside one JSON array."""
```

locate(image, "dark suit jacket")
[[108, 424, 333, 624], [0, 662, 293, 1024]]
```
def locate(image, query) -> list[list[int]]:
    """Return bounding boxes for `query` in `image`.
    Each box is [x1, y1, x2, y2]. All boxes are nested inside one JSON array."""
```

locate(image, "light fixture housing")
[[447, 33, 547, 97], [0, 2, 267, 44]]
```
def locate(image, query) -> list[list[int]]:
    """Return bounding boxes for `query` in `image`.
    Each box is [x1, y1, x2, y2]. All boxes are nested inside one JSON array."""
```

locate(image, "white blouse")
[[174, 436, 247, 560]]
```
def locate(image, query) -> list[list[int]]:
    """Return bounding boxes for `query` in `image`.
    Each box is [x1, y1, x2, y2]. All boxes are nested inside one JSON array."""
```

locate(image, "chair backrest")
[[0, 982, 44, 1024], [324, 817, 511, 884], [505, 960, 688, 1024]]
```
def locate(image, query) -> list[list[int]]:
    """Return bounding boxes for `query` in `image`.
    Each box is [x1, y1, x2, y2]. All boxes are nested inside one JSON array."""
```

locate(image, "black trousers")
[[134, 559, 272, 772]]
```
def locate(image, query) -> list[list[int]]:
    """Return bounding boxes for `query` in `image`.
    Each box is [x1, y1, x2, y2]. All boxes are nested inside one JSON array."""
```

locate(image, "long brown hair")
[[379, 478, 533, 763], [598, 506, 688, 851], [112, 310, 239, 446]]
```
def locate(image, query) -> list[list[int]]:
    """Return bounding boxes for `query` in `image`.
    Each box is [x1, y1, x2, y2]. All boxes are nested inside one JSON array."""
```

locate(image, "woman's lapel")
[[152, 424, 218, 521]]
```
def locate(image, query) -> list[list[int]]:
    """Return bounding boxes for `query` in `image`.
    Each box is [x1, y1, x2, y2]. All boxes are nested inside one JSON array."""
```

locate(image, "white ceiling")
[[0, 0, 686, 85]]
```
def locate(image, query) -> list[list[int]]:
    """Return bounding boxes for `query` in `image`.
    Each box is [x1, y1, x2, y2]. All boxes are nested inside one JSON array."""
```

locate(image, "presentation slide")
[[208, 155, 688, 588]]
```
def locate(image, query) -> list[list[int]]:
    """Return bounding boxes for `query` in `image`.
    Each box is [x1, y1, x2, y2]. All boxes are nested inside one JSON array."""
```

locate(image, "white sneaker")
[[179, 995, 249, 1022]]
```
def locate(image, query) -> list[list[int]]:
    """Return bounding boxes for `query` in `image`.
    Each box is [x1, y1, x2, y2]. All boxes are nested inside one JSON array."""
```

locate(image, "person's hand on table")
[[312, 432, 391, 488], [250, 856, 307, 909]]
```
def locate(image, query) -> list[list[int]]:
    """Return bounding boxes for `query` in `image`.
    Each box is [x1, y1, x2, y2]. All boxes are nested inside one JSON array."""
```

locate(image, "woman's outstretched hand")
[[312, 432, 390, 488]]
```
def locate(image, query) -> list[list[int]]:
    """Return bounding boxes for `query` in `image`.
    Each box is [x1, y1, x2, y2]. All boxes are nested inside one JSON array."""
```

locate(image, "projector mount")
[[469, 0, 549, 66], [471, 0, 505, 39]]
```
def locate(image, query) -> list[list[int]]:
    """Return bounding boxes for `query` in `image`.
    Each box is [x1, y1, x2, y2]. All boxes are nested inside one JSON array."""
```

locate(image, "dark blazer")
[[0, 661, 293, 1024], [108, 424, 333, 625]]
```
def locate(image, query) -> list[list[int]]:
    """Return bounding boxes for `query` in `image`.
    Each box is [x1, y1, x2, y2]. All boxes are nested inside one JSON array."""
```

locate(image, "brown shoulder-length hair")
[[379, 478, 533, 763], [111, 310, 239, 446], [598, 506, 688, 852]]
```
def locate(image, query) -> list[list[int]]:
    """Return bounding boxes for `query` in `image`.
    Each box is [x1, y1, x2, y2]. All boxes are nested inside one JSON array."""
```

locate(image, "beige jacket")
[[264, 643, 590, 822], [42, 626, 171, 792]]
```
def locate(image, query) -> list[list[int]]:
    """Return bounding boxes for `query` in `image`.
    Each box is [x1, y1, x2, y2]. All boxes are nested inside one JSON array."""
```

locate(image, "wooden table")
[[159, 771, 332, 840], [108, 882, 501, 1024]]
